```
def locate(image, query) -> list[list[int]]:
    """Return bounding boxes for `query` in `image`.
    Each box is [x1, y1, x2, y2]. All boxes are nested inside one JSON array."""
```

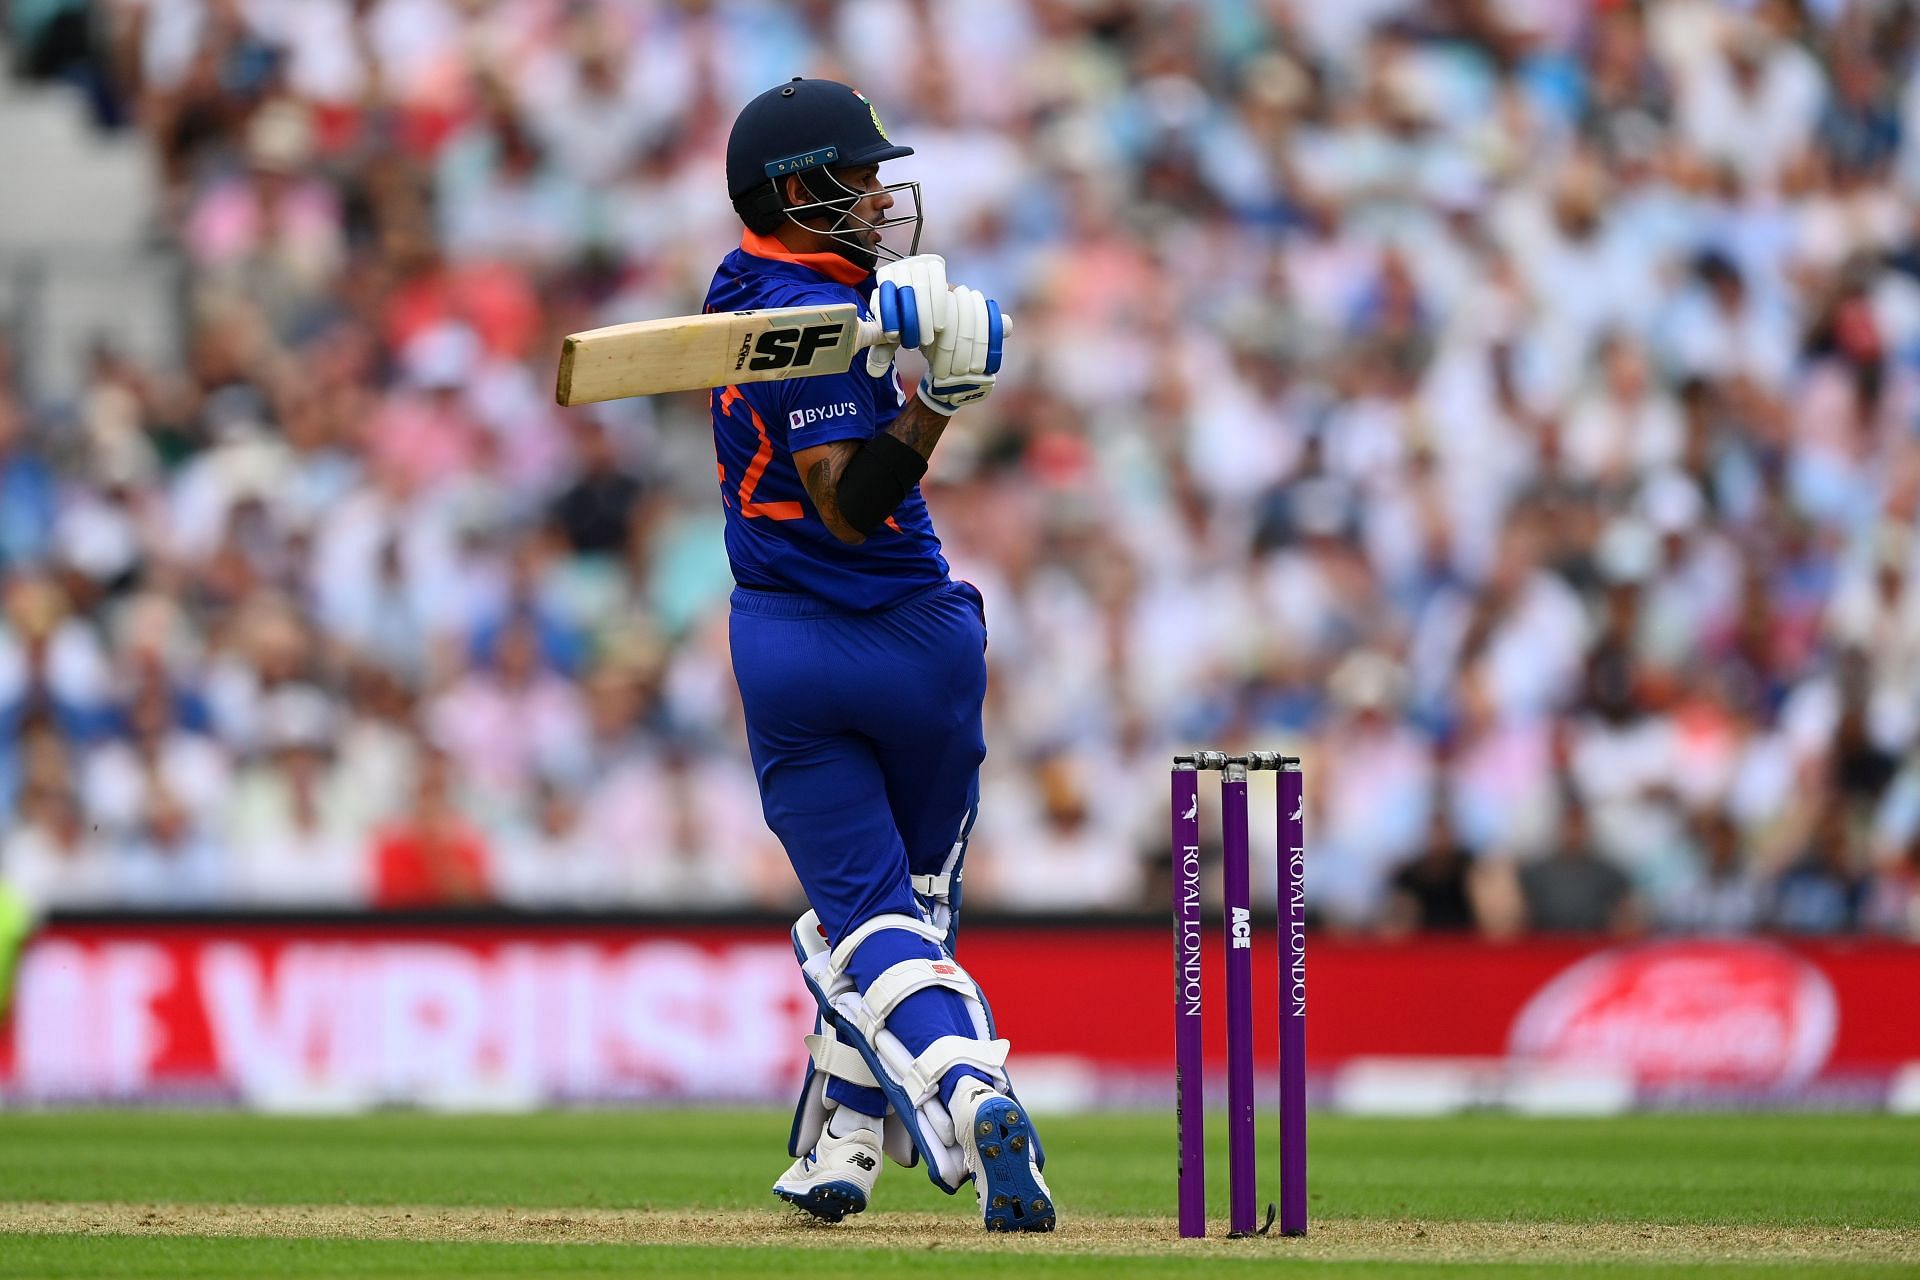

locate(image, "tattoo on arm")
[[884, 397, 950, 460], [799, 439, 865, 545], [793, 399, 949, 545]]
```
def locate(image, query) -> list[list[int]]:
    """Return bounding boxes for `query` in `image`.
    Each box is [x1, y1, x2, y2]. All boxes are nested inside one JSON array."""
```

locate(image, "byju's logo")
[[788, 402, 860, 430]]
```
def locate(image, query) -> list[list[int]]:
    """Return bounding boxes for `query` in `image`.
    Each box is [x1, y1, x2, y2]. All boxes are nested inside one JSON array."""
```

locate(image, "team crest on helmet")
[[853, 88, 890, 140]]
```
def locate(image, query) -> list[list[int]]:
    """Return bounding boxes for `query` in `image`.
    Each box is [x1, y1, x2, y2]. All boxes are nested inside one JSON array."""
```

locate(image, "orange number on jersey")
[[716, 385, 803, 521]]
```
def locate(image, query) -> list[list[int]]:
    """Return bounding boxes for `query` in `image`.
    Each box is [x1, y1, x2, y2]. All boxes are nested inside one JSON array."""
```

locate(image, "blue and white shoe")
[[772, 1124, 883, 1223], [954, 1083, 1056, 1233]]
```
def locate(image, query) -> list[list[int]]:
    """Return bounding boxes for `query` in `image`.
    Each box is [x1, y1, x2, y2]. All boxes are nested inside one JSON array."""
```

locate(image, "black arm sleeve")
[[835, 432, 929, 535]]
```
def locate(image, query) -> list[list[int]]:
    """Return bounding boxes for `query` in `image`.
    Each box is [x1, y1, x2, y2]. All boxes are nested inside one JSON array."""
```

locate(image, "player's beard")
[[812, 204, 882, 275], [793, 214, 880, 275], [791, 172, 892, 276], [835, 231, 880, 275]]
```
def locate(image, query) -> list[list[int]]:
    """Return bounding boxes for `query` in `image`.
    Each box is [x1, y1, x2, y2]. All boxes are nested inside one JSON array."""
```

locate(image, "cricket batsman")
[[707, 78, 1052, 1232]]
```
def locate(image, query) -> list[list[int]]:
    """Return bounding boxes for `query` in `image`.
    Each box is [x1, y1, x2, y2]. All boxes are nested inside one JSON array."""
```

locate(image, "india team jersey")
[[704, 232, 951, 612]]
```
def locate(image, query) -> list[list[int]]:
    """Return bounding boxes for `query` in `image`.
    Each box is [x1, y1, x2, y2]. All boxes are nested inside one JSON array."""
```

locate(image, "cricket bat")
[[556, 304, 882, 406], [554, 302, 1013, 406]]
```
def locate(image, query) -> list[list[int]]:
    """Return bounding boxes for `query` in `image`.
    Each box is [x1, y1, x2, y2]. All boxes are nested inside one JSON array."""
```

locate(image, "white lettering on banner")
[[15, 942, 173, 1096], [202, 944, 358, 1097], [722, 946, 820, 1097], [496, 945, 602, 1097], [607, 943, 716, 1089], [194, 939, 817, 1105], [16, 941, 94, 1092], [555, 945, 610, 1094], [604, 944, 815, 1098], [1231, 907, 1251, 949], [14, 928, 1920, 1107], [100, 945, 172, 1093], [376, 945, 488, 1096]]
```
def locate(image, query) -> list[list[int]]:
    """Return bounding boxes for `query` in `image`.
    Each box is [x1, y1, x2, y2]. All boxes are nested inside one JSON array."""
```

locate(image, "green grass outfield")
[[0, 1110, 1915, 1277]]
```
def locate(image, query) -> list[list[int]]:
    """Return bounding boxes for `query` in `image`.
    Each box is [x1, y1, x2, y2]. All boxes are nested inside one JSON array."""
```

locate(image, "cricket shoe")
[[772, 1124, 883, 1223], [953, 1082, 1055, 1233]]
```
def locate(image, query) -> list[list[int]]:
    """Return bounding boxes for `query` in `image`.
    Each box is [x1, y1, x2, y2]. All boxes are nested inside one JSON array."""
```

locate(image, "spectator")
[[492, 778, 618, 910], [117, 786, 226, 907], [1519, 796, 1643, 936], [330, 662, 422, 836], [1771, 797, 1867, 934], [0, 574, 113, 743], [1863, 831, 1919, 939], [1314, 652, 1434, 923], [80, 674, 229, 838], [0, 0, 1916, 931], [0, 394, 57, 569], [974, 749, 1143, 913], [548, 418, 644, 557], [1559, 335, 1682, 487], [588, 739, 795, 910], [225, 685, 366, 907], [427, 615, 588, 820], [1381, 797, 1488, 936], [182, 98, 346, 337], [0, 784, 114, 910], [1663, 809, 1766, 934], [369, 749, 491, 910]]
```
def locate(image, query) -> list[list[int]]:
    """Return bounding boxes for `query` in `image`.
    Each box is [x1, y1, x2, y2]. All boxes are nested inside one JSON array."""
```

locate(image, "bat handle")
[[854, 313, 1014, 351]]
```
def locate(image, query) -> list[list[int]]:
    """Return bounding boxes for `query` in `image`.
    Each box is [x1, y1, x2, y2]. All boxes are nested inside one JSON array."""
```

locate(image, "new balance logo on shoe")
[[849, 1152, 877, 1171]]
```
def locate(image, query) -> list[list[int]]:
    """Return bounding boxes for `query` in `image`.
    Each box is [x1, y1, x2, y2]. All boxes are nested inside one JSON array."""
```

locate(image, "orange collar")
[[739, 229, 871, 287]]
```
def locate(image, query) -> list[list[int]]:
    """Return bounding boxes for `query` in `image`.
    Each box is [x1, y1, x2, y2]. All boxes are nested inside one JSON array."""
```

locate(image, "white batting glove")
[[917, 286, 1011, 415], [865, 254, 951, 375]]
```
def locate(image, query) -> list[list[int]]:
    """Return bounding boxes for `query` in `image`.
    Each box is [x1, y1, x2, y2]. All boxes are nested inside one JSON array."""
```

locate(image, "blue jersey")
[[704, 231, 951, 612]]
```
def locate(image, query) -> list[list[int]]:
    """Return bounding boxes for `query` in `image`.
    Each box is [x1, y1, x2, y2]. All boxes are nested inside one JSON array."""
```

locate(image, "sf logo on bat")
[[735, 323, 844, 372]]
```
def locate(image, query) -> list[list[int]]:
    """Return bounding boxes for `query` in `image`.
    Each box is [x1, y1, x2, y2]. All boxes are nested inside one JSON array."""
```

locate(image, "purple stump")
[[1220, 761, 1256, 1237], [1171, 763, 1206, 1239], [1278, 759, 1308, 1236]]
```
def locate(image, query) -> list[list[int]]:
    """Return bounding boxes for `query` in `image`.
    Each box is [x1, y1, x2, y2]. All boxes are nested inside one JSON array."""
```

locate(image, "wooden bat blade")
[[555, 303, 875, 405]]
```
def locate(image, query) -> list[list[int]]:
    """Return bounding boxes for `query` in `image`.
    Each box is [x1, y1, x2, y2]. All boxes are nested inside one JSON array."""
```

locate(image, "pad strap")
[[903, 1035, 1011, 1105], [804, 1031, 879, 1088], [830, 912, 948, 976], [861, 956, 978, 1026], [911, 873, 950, 899]]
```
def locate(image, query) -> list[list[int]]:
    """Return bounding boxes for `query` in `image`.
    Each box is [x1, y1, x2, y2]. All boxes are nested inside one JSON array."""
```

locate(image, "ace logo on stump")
[[1230, 907, 1252, 949]]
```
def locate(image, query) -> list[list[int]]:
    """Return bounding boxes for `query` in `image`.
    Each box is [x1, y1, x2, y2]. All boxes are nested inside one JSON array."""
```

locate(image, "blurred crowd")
[[2, 0, 1918, 938]]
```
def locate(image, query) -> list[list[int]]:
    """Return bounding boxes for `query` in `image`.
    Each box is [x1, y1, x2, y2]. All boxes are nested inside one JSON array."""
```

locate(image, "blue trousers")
[[731, 580, 990, 1113]]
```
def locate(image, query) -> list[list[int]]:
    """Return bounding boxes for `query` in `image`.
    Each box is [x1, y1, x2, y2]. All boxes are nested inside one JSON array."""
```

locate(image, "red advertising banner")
[[3, 919, 1917, 1108]]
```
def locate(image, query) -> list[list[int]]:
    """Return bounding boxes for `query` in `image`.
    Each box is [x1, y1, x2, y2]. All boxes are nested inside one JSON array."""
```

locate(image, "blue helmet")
[[727, 77, 923, 272]]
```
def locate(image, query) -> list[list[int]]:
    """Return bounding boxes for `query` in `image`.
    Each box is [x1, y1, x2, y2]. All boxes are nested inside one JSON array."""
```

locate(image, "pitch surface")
[[0, 1111, 1914, 1276]]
